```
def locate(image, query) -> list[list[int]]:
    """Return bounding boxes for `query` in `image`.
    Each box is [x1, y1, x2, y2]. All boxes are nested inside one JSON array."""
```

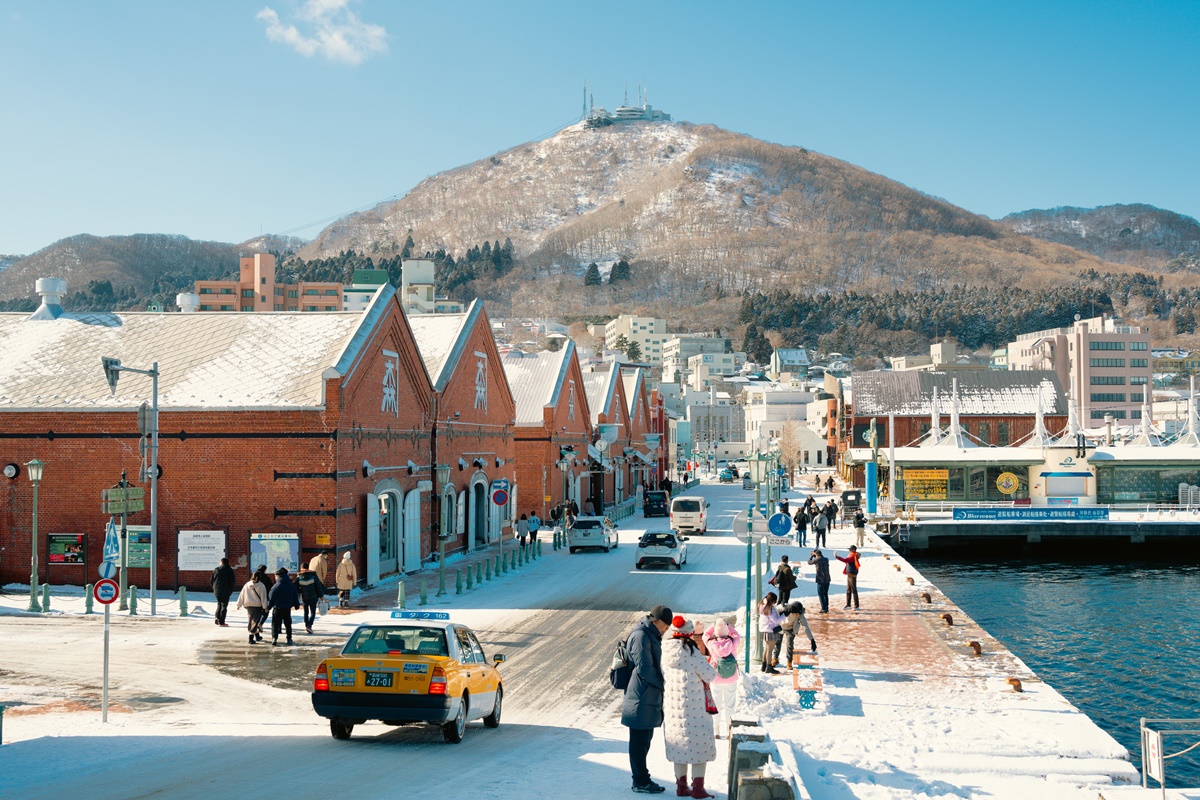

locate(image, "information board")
[[125, 526, 152, 568], [178, 529, 226, 571], [903, 469, 949, 500], [249, 532, 299, 574], [48, 534, 85, 564]]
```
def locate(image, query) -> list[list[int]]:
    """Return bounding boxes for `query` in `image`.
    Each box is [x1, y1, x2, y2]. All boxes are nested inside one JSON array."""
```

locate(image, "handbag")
[[319, 597, 330, 616], [703, 682, 718, 715]]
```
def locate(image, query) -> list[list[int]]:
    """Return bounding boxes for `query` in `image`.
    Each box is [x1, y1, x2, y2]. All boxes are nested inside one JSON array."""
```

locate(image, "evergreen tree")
[[608, 259, 631, 283], [611, 334, 629, 353], [625, 340, 643, 361], [583, 262, 602, 286], [547, 337, 563, 352]]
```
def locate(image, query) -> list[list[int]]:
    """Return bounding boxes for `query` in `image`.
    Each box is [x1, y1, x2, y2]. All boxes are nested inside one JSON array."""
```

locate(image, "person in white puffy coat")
[[702, 618, 741, 739], [662, 615, 718, 799]]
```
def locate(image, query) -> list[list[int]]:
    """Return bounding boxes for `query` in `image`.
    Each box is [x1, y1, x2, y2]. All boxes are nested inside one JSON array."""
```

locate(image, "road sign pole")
[[118, 473, 129, 610], [150, 362, 158, 616], [102, 601, 110, 722], [744, 506, 753, 672]]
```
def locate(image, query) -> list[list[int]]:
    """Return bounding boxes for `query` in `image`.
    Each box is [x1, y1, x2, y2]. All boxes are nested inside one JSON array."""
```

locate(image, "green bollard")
[[537, 540, 543, 558], [500, 552, 507, 574], [41, 584, 50, 613], [0, 704, 4, 744], [484, 558, 492, 581], [179, 587, 189, 617], [419, 578, 428, 606], [397, 580, 406, 609], [518, 546, 525, 567], [128, 586, 138, 616], [455, 569, 463, 595], [84, 584, 94, 615], [475, 561, 483, 586], [465, 565, 474, 590]]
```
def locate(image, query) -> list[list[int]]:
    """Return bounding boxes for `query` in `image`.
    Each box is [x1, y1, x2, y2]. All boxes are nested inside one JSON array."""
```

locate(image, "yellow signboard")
[[995, 472, 1020, 495], [903, 468, 948, 500], [315, 534, 331, 546]]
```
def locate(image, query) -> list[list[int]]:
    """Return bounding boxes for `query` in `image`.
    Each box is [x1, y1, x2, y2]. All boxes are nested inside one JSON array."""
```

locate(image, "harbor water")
[[911, 554, 1200, 788]]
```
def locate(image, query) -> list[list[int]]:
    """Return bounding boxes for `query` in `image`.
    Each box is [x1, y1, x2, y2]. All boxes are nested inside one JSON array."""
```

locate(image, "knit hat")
[[671, 615, 694, 637], [343, 552, 351, 560], [712, 619, 730, 637], [649, 604, 673, 625]]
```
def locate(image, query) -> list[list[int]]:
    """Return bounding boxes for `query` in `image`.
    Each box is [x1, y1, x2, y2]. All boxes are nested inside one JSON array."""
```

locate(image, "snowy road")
[[0, 482, 762, 800]]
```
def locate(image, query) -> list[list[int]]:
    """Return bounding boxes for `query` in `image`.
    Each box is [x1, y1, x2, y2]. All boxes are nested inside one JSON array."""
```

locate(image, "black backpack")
[[609, 637, 632, 690]]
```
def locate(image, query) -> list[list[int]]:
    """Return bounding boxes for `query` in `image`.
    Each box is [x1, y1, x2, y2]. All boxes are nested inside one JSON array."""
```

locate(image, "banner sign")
[[952, 507, 1109, 521], [48, 534, 85, 564]]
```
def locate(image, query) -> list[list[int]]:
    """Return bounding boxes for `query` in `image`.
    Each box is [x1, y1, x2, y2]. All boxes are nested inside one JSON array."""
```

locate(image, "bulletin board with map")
[[249, 532, 300, 574], [902, 468, 949, 500]]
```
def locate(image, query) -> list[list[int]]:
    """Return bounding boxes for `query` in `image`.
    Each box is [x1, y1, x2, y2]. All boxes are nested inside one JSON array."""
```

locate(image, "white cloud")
[[257, 0, 387, 65]]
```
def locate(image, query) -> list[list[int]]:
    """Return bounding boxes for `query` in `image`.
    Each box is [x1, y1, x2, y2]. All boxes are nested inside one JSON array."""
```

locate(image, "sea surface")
[[911, 555, 1200, 788]]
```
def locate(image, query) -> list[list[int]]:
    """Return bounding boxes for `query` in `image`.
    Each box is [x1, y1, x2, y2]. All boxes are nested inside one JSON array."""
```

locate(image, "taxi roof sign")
[[390, 610, 450, 620]]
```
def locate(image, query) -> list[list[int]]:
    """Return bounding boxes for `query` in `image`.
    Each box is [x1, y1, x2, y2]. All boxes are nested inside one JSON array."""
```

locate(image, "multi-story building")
[[768, 347, 811, 378], [604, 314, 668, 364], [683, 387, 743, 450], [1008, 315, 1152, 424], [687, 351, 746, 390], [194, 253, 343, 312], [1153, 349, 1199, 378], [343, 269, 390, 313], [890, 341, 985, 373], [400, 258, 465, 316], [662, 334, 726, 383]]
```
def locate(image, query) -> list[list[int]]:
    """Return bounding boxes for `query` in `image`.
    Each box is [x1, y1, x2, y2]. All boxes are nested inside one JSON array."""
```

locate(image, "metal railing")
[[606, 497, 637, 522], [1141, 717, 1200, 793]]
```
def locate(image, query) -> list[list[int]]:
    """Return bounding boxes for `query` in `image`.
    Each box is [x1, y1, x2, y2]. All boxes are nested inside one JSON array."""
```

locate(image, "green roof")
[[352, 269, 389, 285]]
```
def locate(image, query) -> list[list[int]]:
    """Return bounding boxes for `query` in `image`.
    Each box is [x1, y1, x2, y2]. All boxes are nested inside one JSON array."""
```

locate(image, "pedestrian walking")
[[662, 616, 718, 799], [779, 497, 790, 517], [808, 549, 831, 613], [266, 567, 300, 646], [210, 557, 236, 627], [853, 508, 867, 548], [528, 511, 542, 543], [836, 546, 862, 610], [812, 508, 828, 549], [757, 591, 783, 674], [769, 555, 798, 604], [254, 564, 274, 592], [296, 565, 325, 634], [826, 498, 840, 530], [622, 604, 673, 794], [701, 619, 741, 740], [516, 513, 529, 548], [335, 551, 356, 608], [792, 507, 808, 547], [308, 549, 329, 584], [236, 572, 268, 644], [825, 476, 834, 492], [776, 600, 817, 670]]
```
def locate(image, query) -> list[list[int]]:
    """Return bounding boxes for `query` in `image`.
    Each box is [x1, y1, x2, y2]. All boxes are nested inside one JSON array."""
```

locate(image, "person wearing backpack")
[[836, 545, 862, 610], [702, 618, 741, 740], [812, 507, 828, 549], [622, 604, 673, 794]]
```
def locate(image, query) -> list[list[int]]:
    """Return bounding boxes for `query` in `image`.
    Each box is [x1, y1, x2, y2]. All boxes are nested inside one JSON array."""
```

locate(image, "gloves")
[[772, 625, 783, 634], [810, 640, 817, 653]]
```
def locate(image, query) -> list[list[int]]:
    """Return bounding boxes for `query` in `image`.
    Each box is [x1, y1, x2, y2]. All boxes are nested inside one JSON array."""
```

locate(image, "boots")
[[675, 776, 689, 796], [690, 778, 714, 799]]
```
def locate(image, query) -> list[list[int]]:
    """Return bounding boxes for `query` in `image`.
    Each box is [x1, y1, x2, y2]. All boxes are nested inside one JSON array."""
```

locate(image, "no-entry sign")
[[94, 578, 120, 605]]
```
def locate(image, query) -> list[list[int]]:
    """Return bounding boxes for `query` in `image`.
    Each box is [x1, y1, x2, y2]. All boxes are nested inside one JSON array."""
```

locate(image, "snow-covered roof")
[[0, 293, 392, 410], [405, 303, 474, 391], [502, 342, 575, 426], [582, 365, 617, 424], [621, 366, 644, 417], [851, 370, 1065, 416]]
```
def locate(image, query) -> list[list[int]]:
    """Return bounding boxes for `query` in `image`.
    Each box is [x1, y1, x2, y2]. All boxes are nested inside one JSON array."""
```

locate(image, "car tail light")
[[313, 661, 329, 692], [429, 666, 447, 695]]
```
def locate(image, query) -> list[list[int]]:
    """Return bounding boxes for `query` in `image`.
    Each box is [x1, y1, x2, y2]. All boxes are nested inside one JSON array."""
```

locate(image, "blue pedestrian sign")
[[768, 513, 793, 537], [102, 517, 120, 563]]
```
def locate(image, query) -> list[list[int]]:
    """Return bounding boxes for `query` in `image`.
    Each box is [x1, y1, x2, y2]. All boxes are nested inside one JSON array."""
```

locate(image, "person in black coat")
[[210, 558, 236, 627], [808, 549, 832, 613], [254, 564, 274, 592], [266, 568, 301, 646], [295, 566, 325, 635], [622, 604, 672, 794], [792, 508, 808, 547]]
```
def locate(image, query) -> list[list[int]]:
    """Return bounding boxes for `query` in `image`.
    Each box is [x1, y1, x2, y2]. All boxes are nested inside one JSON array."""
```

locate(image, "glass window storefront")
[[897, 465, 1027, 501], [1096, 467, 1200, 504]]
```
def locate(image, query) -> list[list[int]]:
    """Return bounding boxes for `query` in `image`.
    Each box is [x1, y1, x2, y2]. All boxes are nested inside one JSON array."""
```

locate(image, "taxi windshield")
[[342, 625, 449, 656]]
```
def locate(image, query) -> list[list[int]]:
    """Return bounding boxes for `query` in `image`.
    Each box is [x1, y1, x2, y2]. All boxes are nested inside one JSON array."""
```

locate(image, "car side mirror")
[[493, 654, 506, 664], [706, 502, 711, 508], [680, 536, 690, 542]]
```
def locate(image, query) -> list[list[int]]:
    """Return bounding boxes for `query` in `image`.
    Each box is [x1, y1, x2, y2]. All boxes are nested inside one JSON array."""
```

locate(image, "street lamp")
[[435, 463, 452, 597], [25, 458, 45, 613], [748, 453, 766, 517]]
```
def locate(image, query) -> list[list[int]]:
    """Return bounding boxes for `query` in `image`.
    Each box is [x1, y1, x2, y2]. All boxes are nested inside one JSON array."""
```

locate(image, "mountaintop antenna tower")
[[582, 83, 587, 120]]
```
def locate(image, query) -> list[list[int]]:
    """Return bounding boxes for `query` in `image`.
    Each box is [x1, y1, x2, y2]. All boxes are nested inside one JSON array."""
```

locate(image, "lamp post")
[[25, 458, 45, 613], [435, 463, 451, 597]]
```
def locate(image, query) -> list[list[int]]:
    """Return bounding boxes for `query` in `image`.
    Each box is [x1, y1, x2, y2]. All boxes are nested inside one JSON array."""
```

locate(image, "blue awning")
[[1039, 471, 1092, 477]]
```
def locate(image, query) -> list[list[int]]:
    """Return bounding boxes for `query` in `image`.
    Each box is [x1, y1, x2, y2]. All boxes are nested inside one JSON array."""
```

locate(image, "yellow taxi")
[[311, 610, 505, 743]]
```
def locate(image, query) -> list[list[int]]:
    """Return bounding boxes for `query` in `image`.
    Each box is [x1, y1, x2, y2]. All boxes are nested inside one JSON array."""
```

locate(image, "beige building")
[[687, 351, 746, 391], [1008, 314, 1151, 424], [891, 341, 984, 372], [604, 314, 668, 363], [662, 334, 726, 383], [194, 253, 343, 312]]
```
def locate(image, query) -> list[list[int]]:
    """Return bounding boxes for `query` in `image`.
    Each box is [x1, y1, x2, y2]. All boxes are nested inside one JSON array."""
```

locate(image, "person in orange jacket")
[[835, 545, 862, 611]]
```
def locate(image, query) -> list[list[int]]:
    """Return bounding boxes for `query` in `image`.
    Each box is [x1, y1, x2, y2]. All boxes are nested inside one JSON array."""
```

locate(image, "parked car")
[[635, 530, 689, 570], [643, 490, 669, 518], [742, 474, 753, 490], [670, 495, 709, 535], [566, 516, 618, 553], [718, 469, 734, 483], [729, 465, 740, 478], [310, 611, 505, 744]]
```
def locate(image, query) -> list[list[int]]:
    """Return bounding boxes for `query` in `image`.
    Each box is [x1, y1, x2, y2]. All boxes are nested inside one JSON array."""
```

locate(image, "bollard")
[[465, 565, 474, 590], [455, 569, 463, 595], [179, 587, 189, 617], [501, 552, 508, 574], [475, 561, 483, 586], [397, 580, 406, 609], [518, 545, 525, 566], [1006, 677, 1023, 693], [968, 640, 982, 656], [906, 577, 915, 585], [494, 555, 500, 577], [41, 584, 51, 613], [419, 578, 428, 606], [0, 704, 4, 745], [128, 586, 138, 615], [85, 584, 95, 615], [941, 613, 954, 626], [537, 540, 543, 558], [485, 558, 492, 581]]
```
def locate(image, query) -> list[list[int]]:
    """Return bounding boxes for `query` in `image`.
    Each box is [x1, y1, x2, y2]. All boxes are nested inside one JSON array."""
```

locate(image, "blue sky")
[[2, 0, 1198, 255]]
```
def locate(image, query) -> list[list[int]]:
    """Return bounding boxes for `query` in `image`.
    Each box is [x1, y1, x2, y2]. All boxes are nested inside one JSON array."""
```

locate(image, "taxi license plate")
[[363, 671, 393, 688]]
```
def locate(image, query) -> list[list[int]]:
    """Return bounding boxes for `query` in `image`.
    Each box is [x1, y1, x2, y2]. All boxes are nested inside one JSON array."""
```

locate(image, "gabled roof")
[[583, 363, 619, 424], [621, 366, 644, 417], [851, 370, 1065, 416], [405, 301, 477, 391], [502, 341, 576, 426], [0, 287, 398, 410]]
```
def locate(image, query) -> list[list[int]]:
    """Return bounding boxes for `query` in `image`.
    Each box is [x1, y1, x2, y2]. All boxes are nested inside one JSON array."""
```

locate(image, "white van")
[[670, 496, 709, 535]]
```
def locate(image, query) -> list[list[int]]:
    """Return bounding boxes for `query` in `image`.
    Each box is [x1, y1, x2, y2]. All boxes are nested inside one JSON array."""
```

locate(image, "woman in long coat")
[[662, 616, 718, 799]]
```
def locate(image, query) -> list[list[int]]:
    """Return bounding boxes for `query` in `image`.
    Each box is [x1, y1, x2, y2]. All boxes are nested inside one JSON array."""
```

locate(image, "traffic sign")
[[102, 487, 145, 502], [767, 536, 793, 546], [94, 578, 120, 605], [768, 513, 793, 537], [492, 489, 509, 506], [103, 517, 120, 562], [650, 466, 658, 475], [103, 499, 145, 515], [98, 561, 118, 579], [490, 478, 509, 491]]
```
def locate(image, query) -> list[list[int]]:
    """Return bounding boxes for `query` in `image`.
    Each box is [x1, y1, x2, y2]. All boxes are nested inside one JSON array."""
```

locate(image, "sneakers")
[[306, 627, 313, 634], [286, 638, 295, 645], [272, 639, 279, 646], [632, 780, 666, 794], [843, 605, 852, 610]]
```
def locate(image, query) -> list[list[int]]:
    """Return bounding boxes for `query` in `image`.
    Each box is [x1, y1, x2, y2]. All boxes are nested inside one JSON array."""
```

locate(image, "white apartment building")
[[1008, 314, 1152, 423], [742, 383, 828, 465], [683, 387, 743, 449], [604, 314, 668, 364], [688, 351, 746, 391], [662, 335, 726, 382], [400, 259, 465, 316]]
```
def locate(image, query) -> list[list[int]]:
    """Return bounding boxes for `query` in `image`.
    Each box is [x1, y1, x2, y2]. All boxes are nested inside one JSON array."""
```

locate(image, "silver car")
[[566, 516, 618, 553], [634, 530, 688, 570]]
